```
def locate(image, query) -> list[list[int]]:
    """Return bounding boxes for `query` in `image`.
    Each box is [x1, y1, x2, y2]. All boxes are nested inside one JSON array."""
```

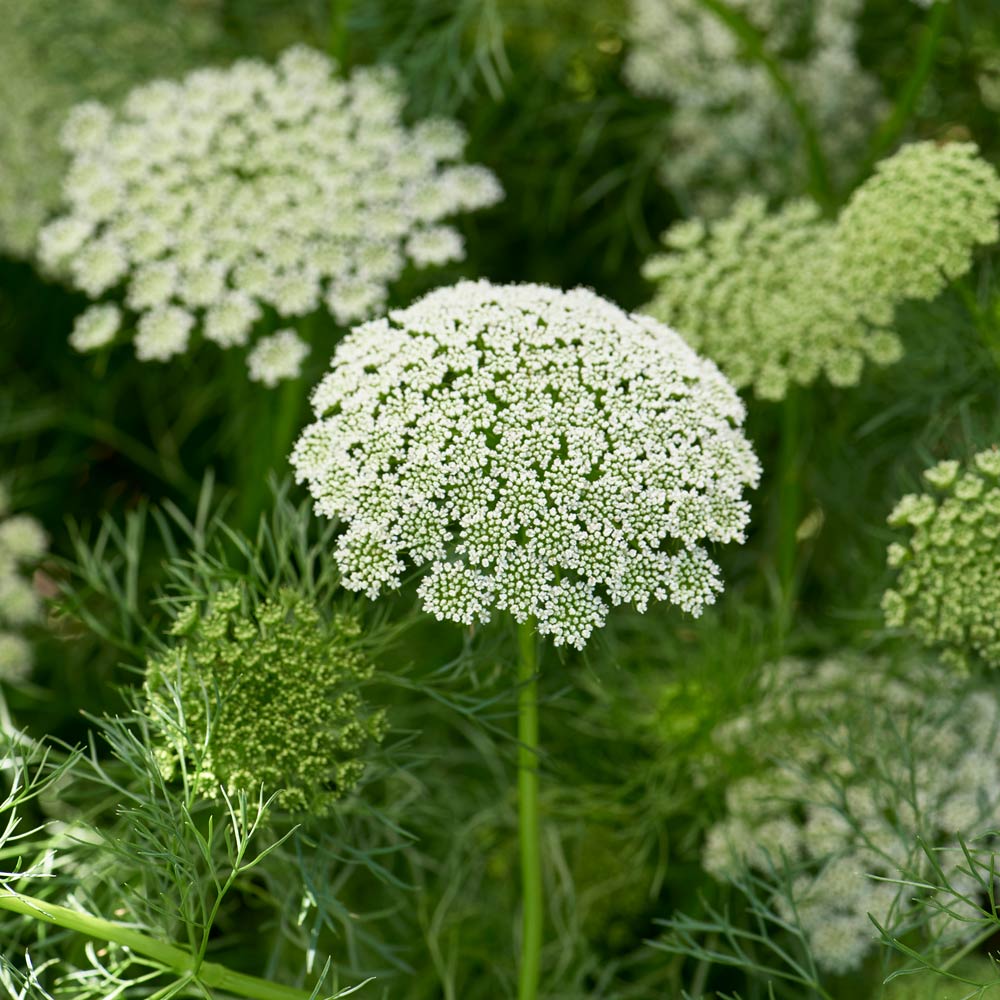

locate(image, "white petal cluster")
[[247, 329, 310, 387], [702, 655, 1000, 974], [643, 142, 1000, 400], [292, 280, 760, 649], [622, 0, 882, 212], [39, 45, 503, 382], [0, 484, 48, 683]]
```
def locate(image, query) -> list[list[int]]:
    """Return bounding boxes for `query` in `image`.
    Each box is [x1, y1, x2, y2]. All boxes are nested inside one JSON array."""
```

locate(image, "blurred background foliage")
[[3, 0, 1000, 997]]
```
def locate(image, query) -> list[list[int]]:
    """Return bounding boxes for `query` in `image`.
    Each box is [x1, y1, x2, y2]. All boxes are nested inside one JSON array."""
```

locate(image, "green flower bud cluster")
[[702, 655, 1000, 974], [0, 483, 48, 684], [883, 448, 1000, 670], [145, 586, 387, 815], [643, 142, 1000, 400]]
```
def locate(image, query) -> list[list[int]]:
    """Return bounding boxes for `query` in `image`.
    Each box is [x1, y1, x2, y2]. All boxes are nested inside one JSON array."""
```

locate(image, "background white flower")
[[40, 45, 503, 382], [292, 280, 760, 649]]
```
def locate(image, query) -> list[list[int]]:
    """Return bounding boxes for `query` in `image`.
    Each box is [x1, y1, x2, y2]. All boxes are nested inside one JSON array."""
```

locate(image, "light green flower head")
[[883, 448, 1000, 670], [145, 586, 387, 815], [838, 141, 1000, 320], [642, 142, 1000, 401], [642, 197, 902, 401]]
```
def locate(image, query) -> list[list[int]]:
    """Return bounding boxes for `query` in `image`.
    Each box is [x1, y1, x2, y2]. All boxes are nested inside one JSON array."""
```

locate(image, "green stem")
[[858, 0, 951, 182], [694, 0, 834, 209], [516, 619, 542, 1000], [328, 0, 352, 65], [955, 278, 1000, 372], [777, 387, 800, 636], [0, 891, 317, 1000]]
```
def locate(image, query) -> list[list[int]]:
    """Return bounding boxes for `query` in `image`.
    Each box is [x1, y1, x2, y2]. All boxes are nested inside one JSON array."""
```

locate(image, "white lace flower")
[[69, 304, 122, 352], [702, 655, 1000, 974], [292, 280, 760, 649], [622, 0, 882, 212], [41, 45, 503, 378], [0, 495, 47, 677], [247, 329, 310, 387]]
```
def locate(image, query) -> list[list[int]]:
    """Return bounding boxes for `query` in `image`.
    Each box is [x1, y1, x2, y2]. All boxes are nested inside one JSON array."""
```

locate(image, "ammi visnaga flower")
[[292, 281, 760, 649], [146, 586, 387, 814], [41, 44, 503, 380]]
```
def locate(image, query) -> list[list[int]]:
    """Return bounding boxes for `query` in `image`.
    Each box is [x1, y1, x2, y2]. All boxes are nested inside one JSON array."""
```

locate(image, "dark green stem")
[[858, 0, 951, 183], [694, 0, 835, 209], [956, 278, 1000, 372], [777, 387, 801, 636], [328, 0, 352, 65], [516, 619, 542, 1000]]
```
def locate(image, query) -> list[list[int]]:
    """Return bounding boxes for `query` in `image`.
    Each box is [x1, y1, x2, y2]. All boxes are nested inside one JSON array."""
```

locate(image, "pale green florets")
[[40, 45, 503, 383], [702, 655, 1000, 974], [0, 494, 48, 683], [643, 142, 1000, 400], [292, 280, 761, 649], [837, 142, 1000, 319], [247, 329, 310, 387], [145, 586, 387, 815], [883, 448, 1000, 670], [622, 0, 881, 212], [643, 197, 900, 400], [0, 0, 218, 258]]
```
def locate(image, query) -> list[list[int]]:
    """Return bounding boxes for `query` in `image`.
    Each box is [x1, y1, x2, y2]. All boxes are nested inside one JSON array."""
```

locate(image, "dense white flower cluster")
[[643, 142, 1000, 400], [40, 45, 503, 383], [0, 0, 217, 258], [292, 280, 760, 648], [0, 484, 48, 683], [622, 0, 881, 212], [883, 448, 1000, 670], [702, 655, 1000, 974]]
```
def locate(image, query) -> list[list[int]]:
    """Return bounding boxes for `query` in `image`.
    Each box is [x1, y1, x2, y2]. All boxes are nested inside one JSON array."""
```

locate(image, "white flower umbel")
[[247, 329, 310, 387], [292, 280, 760, 649], [622, 0, 881, 212], [40, 45, 503, 380], [702, 655, 1000, 974]]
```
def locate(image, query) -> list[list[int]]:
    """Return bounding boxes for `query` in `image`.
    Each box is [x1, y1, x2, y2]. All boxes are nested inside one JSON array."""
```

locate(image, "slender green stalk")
[[694, 0, 834, 209], [955, 278, 1000, 373], [857, 0, 951, 183], [329, 0, 352, 65], [777, 387, 800, 636], [0, 891, 316, 1000], [516, 619, 542, 1000]]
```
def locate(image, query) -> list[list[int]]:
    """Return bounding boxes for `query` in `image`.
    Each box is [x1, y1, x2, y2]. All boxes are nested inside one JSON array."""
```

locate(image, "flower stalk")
[[516, 618, 542, 1000], [0, 890, 318, 1000]]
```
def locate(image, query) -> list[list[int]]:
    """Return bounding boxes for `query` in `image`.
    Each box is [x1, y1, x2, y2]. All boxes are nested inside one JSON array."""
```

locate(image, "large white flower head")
[[702, 655, 1000, 974], [622, 0, 881, 212], [292, 281, 761, 649], [40, 45, 503, 382]]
